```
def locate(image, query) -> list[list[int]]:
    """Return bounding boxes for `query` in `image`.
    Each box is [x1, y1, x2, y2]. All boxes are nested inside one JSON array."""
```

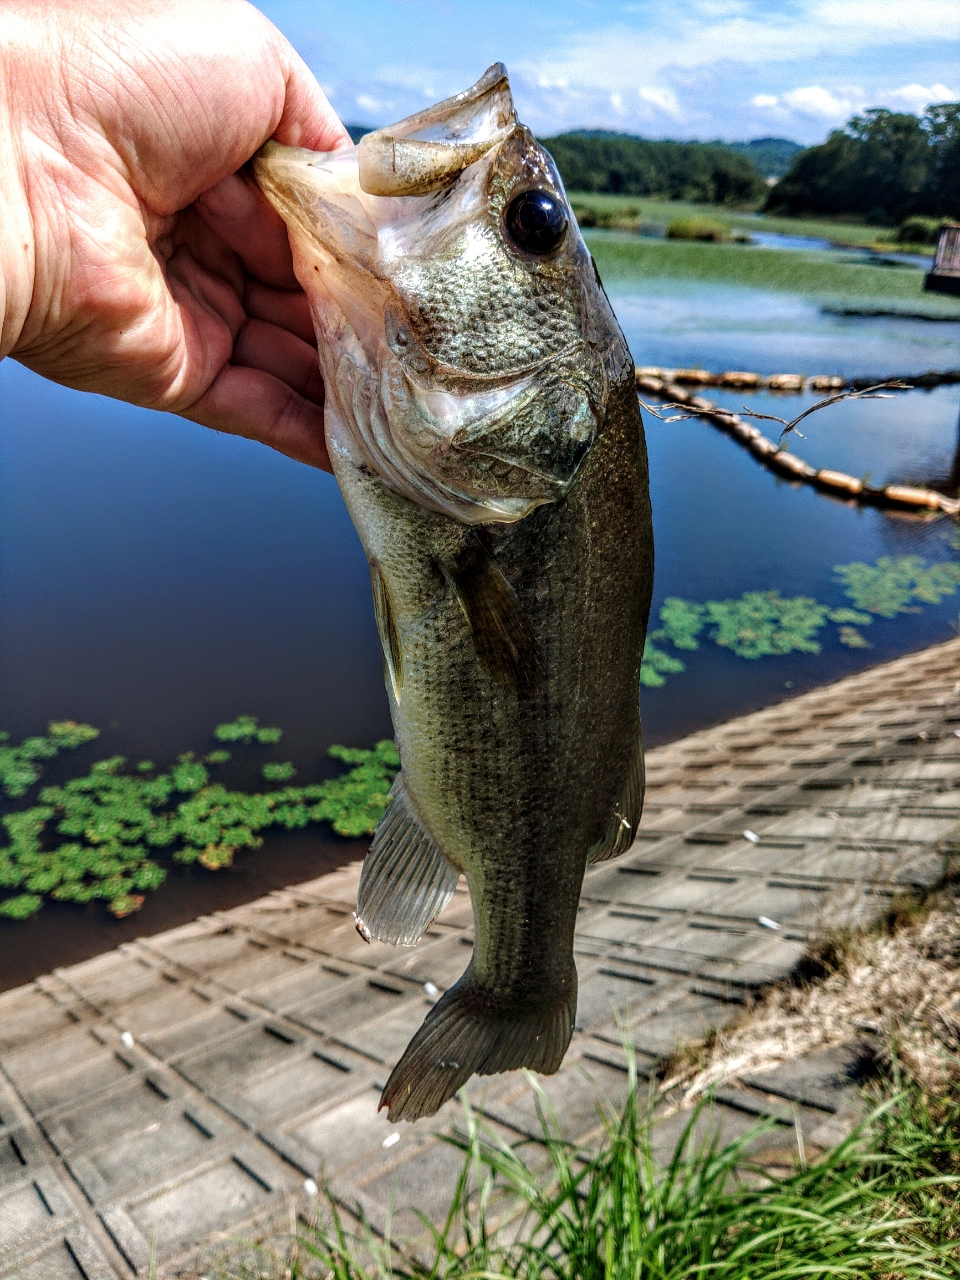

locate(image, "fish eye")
[[504, 190, 568, 255]]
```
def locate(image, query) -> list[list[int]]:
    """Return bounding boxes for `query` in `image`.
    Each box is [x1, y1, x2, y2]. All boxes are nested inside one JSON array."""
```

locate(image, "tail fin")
[[379, 972, 576, 1122]]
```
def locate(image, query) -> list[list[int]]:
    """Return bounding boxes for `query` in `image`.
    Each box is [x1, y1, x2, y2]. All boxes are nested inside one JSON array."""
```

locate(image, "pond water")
[[1, 262, 958, 985]]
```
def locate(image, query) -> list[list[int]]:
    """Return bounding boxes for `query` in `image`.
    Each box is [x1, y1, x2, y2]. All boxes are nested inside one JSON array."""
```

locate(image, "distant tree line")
[[539, 132, 769, 205], [766, 105, 960, 223]]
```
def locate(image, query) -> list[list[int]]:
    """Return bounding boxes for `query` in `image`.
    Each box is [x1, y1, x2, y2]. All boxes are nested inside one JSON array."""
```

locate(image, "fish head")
[[254, 65, 627, 524]]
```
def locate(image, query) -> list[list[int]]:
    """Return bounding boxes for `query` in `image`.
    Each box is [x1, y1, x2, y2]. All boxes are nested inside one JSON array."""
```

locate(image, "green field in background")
[[587, 233, 960, 311], [568, 191, 930, 252]]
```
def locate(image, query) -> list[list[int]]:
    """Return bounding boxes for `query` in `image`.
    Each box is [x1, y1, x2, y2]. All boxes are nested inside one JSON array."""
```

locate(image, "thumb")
[[273, 45, 351, 153]]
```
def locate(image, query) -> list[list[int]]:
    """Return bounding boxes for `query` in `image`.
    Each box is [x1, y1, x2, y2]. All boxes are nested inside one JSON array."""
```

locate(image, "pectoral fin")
[[357, 775, 460, 946], [446, 540, 544, 697], [587, 732, 645, 864], [370, 564, 403, 702]]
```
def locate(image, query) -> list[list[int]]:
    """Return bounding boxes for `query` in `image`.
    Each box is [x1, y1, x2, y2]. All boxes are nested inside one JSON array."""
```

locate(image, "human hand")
[[1, 0, 347, 469]]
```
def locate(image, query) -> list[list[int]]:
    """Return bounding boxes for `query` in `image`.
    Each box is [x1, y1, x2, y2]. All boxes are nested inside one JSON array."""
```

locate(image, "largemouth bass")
[[254, 64, 653, 1121]]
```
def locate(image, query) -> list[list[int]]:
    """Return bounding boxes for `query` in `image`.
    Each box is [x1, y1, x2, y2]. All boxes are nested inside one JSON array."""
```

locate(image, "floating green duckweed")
[[262, 762, 296, 782], [640, 552, 960, 687], [0, 720, 101, 798], [834, 556, 960, 618], [639, 640, 686, 688], [213, 715, 283, 745], [0, 729, 399, 920]]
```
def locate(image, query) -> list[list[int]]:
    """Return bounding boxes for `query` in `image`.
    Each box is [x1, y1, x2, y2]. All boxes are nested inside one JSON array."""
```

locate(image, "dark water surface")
[[1, 276, 957, 987]]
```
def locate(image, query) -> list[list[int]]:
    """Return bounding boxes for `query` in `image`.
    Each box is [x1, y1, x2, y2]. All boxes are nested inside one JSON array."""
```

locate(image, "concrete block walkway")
[[1, 640, 958, 1277]]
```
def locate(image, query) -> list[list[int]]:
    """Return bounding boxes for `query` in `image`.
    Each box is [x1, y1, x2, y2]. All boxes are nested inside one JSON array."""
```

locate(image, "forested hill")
[[538, 132, 768, 205], [726, 138, 804, 179], [767, 105, 960, 222]]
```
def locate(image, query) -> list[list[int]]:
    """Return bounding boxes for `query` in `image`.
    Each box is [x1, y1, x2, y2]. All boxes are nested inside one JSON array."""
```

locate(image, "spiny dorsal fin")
[[587, 732, 645, 864], [370, 563, 403, 702], [356, 775, 460, 946], [445, 539, 544, 697]]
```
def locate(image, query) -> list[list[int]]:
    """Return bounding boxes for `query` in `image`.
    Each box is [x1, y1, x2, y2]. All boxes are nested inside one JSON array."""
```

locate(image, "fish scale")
[[255, 63, 653, 1121]]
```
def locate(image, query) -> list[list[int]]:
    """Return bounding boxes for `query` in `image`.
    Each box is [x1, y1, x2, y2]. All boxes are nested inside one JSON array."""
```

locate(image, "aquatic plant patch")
[[589, 235, 960, 313], [640, 552, 960, 687], [0, 728, 399, 920], [0, 720, 101, 798], [834, 556, 960, 618]]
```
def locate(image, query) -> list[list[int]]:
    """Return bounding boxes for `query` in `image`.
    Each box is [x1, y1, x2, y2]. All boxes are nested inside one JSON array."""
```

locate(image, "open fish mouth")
[[254, 61, 624, 525]]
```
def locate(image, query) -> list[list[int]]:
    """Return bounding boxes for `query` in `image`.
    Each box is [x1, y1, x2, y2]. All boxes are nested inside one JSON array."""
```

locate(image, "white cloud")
[[751, 93, 779, 108], [781, 85, 862, 120], [354, 93, 383, 113], [519, 0, 959, 95], [887, 82, 958, 110], [638, 86, 683, 118], [811, 0, 960, 39]]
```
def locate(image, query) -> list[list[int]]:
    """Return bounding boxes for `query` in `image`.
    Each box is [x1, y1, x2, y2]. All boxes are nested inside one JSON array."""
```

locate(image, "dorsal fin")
[[445, 539, 544, 697], [587, 732, 645, 864], [356, 775, 460, 946]]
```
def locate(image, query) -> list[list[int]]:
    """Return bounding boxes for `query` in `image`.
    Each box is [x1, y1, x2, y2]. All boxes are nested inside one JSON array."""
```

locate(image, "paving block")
[[144, 924, 256, 976], [480, 1052, 629, 1142], [574, 963, 677, 1032], [330, 996, 434, 1066], [287, 974, 423, 1039], [41, 1074, 183, 1156], [274, 1084, 414, 1179], [137, 1002, 252, 1061], [240, 958, 363, 1016], [103, 1146, 290, 1271], [107, 979, 217, 1041], [231, 1046, 372, 1128], [606, 870, 745, 913], [597, 990, 740, 1058], [742, 1042, 872, 1114], [379, 931, 472, 990], [58, 952, 165, 1012], [67, 1104, 227, 1204], [3, 1025, 110, 1088], [0, 1168, 76, 1256], [12, 1050, 137, 1118], [173, 1021, 310, 1094], [0, 1225, 119, 1280], [0, 990, 86, 1058]]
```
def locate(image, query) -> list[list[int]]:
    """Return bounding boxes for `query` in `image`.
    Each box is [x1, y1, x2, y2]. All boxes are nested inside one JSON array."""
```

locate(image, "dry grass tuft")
[[662, 877, 960, 1106]]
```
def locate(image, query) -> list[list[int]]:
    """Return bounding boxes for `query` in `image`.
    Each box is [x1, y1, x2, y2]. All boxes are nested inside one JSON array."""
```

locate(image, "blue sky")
[[257, 0, 959, 144]]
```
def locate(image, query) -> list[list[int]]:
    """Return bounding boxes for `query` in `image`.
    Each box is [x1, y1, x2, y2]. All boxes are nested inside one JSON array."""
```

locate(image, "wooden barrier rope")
[[634, 367, 960, 517]]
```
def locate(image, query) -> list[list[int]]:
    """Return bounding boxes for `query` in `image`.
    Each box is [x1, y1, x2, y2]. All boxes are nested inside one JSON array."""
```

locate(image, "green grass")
[[588, 234, 960, 311], [209, 1064, 960, 1279], [568, 191, 922, 250]]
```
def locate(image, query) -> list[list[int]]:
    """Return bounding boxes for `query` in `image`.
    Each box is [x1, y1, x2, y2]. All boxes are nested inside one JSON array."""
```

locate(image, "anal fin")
[[357, 775, 459, 946], [587, 731, 645, 864], [445, 537, 543, 697]]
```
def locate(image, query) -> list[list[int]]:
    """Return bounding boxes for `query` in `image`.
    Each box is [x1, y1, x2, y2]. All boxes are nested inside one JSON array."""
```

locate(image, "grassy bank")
[[588, 232, 960, 312], [201, 874, 960, 1280], [568, 191, 922, 250], [204, 1070, 960, 1280]]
